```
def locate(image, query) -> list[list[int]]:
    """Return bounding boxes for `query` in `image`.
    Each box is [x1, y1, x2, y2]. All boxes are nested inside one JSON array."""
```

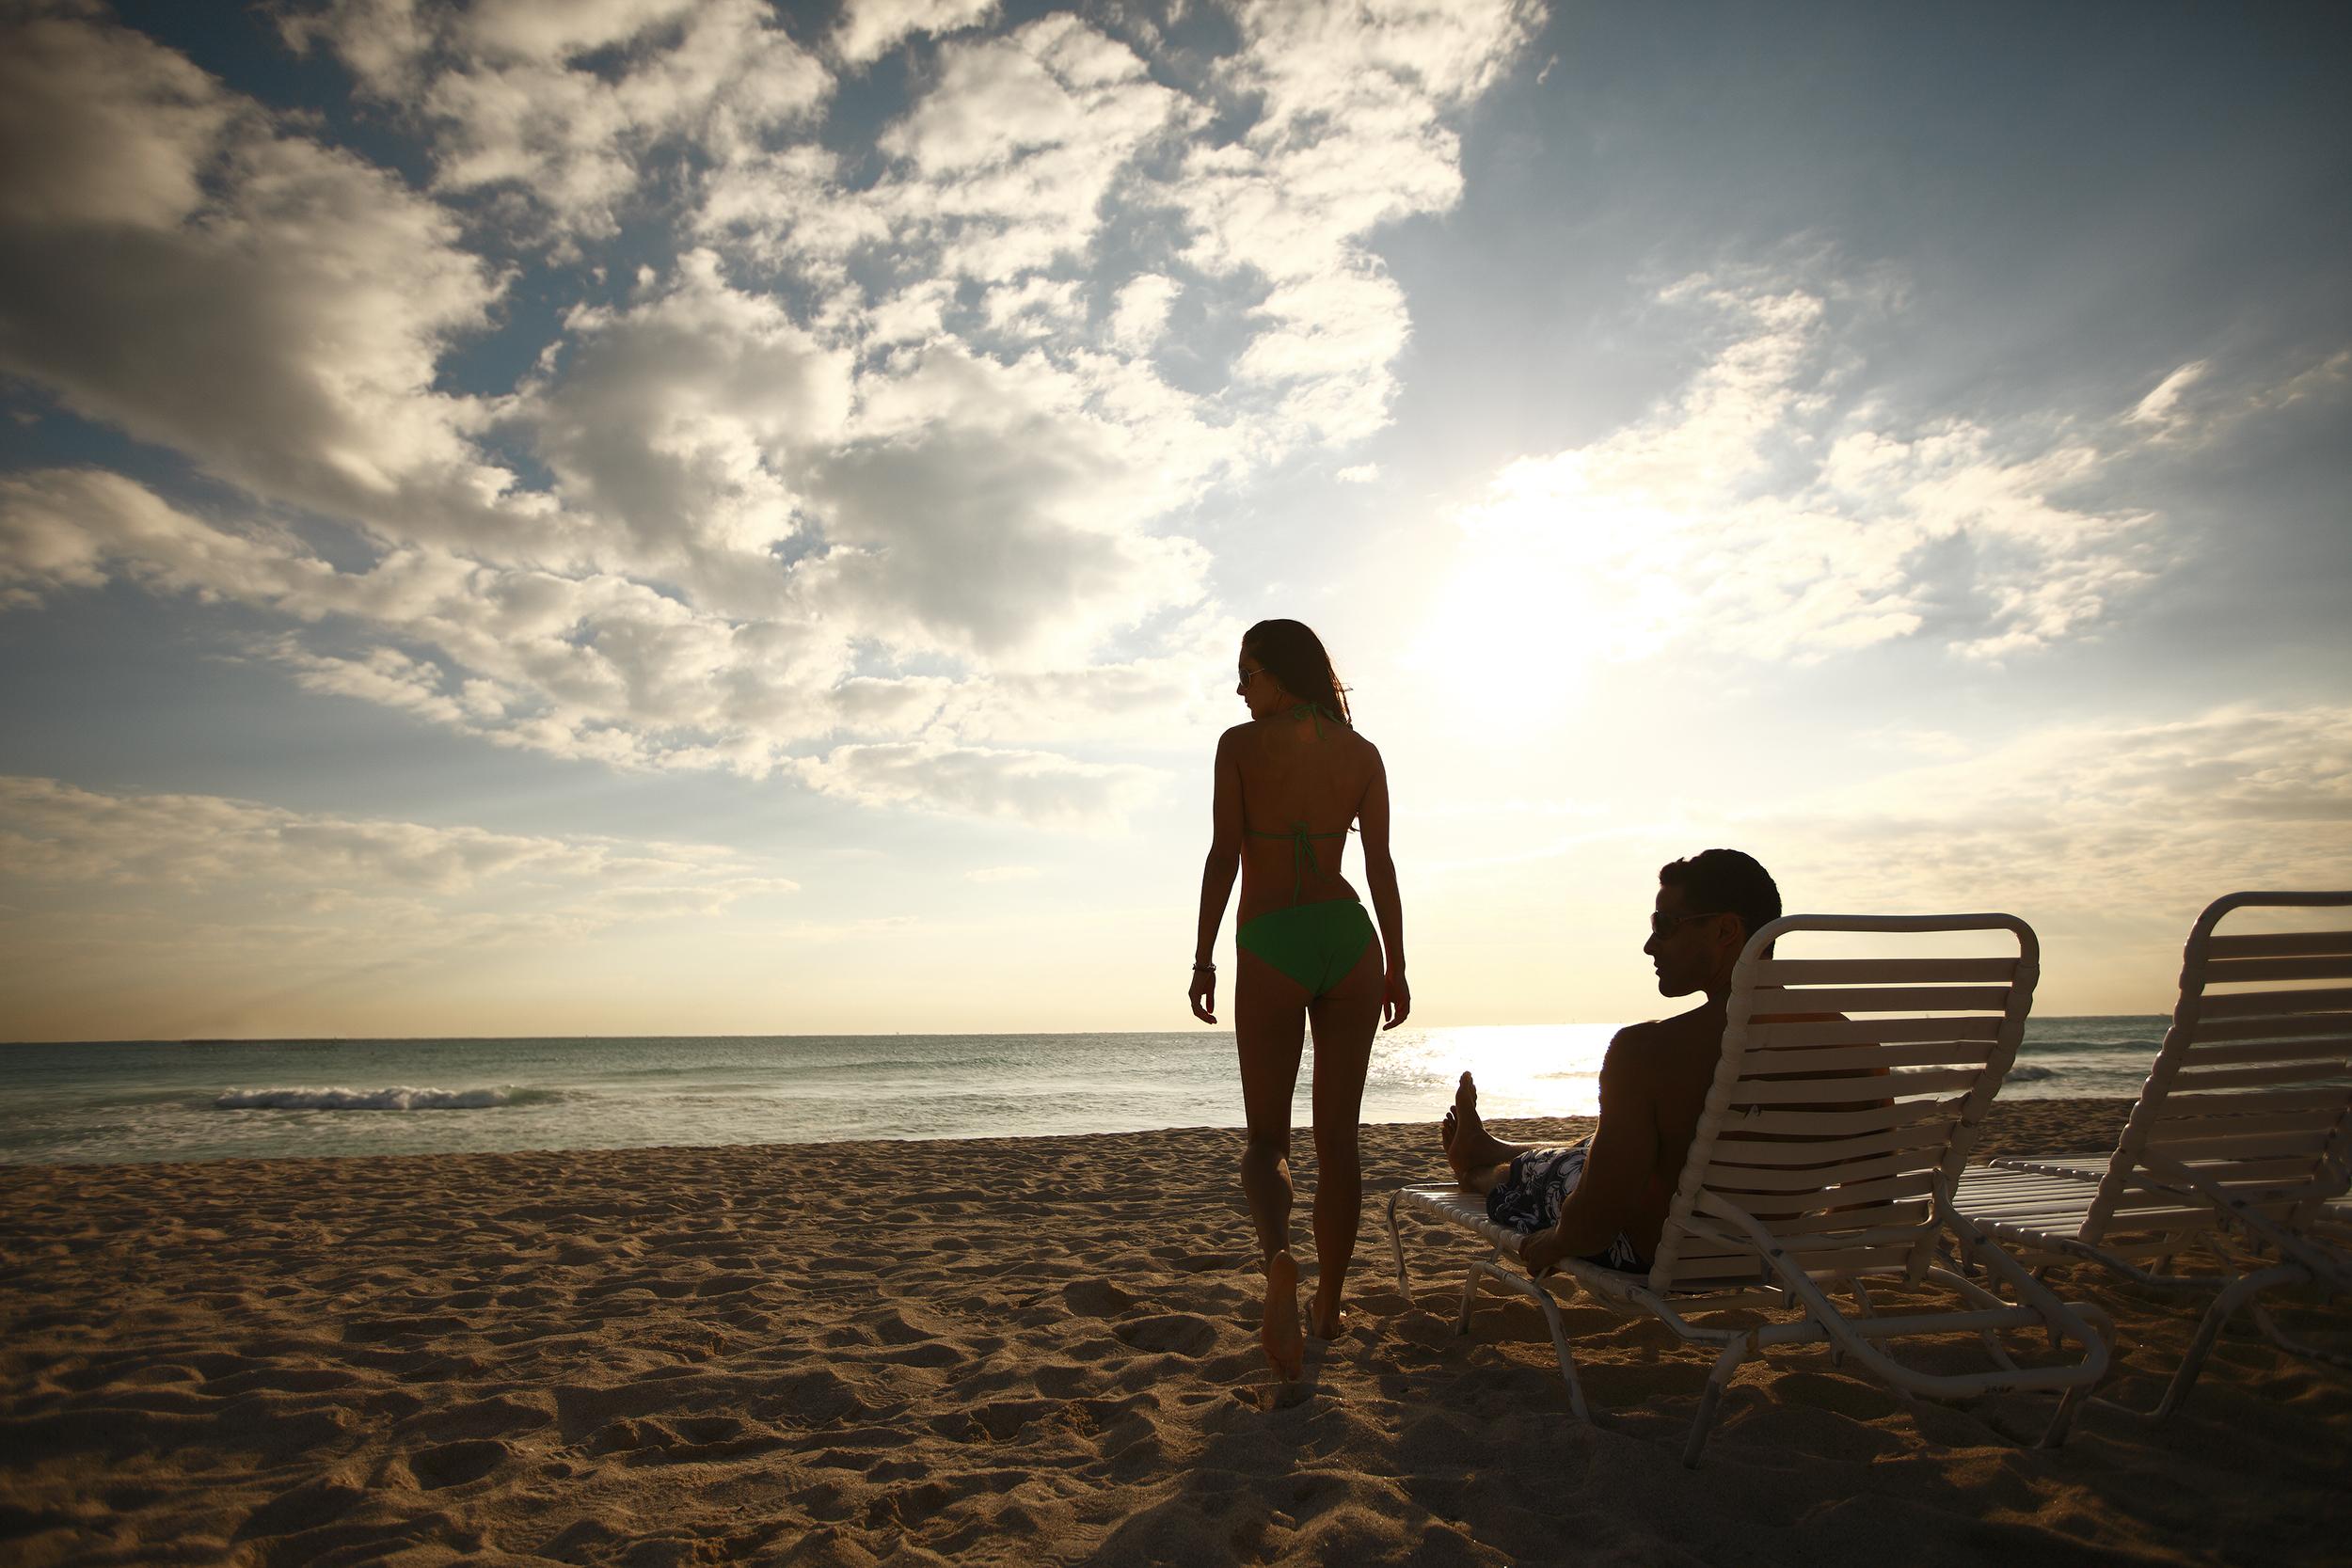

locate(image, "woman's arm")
[[1189, 730, 1245, 1023], [1356, 745, 1409, 1029]]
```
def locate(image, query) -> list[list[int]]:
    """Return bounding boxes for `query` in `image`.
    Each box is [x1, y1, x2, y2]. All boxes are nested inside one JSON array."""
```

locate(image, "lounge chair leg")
[[2042, 1378, 2090, 1448], [2248, 1296, 2352, 1370], [1535, 1292, 1591, 1424], [1456, 1256, 1492, 1336], [2144, 1264, 2299, 1422], [1388, 1192, 1409, 1296], [1682, 1332, 1753, 1468]]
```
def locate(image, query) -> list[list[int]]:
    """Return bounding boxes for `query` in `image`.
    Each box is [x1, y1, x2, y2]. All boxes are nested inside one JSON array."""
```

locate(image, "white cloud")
[[0, 773, 786, 902], [877, 14, 1196, 280], [519, 249, 854, 581], [1422, 276, 2169, 675], [964, 864, 1040, 883], [1172, 0, 1540, 445], [1107, 274, 1178, 352], [793, 741, 1158, 830], [1761, 704, 2352, 916], [0, 12, 522, 547], [2119, 347, 2352, 450], [0, 772, 800, 1031], [2128, 359, 2208, 431], [0, 6, 1532, 826], [834, 0, 1001, 69], [1334, 463, 1381, 484], [0, 11, 236, 228], [284, 0, 831, 240]]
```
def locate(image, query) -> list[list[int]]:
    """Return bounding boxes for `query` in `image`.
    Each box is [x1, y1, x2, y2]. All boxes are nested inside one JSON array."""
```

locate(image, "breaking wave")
[[214, 1085, 559, 1112], [2004, 1064, 2058, 1083]]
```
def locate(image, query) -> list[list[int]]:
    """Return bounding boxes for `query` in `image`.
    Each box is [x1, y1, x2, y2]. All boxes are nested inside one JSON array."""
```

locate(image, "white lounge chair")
[[1951, 891, 2352, 1418], [1389, 913, 2110, 1465]]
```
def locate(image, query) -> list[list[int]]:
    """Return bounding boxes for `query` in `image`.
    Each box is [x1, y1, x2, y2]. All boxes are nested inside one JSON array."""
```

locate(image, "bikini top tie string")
[[1246, 702, 1351, 902], [1246, 819, 1354, 903]]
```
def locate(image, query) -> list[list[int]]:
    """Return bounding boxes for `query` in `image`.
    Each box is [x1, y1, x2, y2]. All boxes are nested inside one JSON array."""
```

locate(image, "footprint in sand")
[[1114, 1314, 1221, 1357], [408, 1438, 511, 1489], [1061, 1279, 1139, 1317]]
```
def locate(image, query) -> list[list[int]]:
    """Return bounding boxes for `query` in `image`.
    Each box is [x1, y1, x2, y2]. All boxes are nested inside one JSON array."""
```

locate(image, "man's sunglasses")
[[1649, 910, 1724, 939]]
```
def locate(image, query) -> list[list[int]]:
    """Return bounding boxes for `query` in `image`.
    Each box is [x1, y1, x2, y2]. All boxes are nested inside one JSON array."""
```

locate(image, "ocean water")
[[0, 1019, 2166, 1167]]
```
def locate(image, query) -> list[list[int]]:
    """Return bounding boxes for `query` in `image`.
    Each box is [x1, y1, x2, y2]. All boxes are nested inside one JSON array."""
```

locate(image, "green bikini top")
[[1246, 703, 1356, 904]]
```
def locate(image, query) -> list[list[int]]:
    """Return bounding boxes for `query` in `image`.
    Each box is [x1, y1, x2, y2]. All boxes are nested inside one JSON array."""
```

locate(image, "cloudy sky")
[[1, 0, 2346, 1042]]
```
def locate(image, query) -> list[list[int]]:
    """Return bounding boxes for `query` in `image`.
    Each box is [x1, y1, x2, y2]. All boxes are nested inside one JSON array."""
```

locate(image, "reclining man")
[[1441, 847, 1781, 1275]]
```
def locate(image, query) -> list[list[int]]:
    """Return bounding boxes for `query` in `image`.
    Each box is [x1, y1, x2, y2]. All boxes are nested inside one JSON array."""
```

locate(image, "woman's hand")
[[1519, 1226, 1565, 1276], [1382, 965, 1411, 1030], [1188, 964, 1217, 1023]]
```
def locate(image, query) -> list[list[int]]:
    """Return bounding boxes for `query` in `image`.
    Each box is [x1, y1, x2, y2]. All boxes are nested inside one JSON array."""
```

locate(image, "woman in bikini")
[[1188, 619, 1409, 1379]]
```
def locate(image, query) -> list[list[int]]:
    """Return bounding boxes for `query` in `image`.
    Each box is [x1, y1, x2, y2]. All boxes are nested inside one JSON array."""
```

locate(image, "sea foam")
[[215, 1085, 535, 1112]]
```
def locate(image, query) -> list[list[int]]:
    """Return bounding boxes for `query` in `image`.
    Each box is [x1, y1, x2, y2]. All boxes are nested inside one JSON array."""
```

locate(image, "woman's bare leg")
[[1302, 937, 1383, 1339], [1232, 949, 1307, 1378]]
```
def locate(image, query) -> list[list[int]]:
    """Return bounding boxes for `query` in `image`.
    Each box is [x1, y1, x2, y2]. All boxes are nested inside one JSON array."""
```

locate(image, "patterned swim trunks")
[[1484, 1144, 1649, 1273]]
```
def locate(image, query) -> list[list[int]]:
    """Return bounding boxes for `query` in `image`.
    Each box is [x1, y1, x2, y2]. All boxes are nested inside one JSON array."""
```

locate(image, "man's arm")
[[1523, 1030, 1658, 1272]]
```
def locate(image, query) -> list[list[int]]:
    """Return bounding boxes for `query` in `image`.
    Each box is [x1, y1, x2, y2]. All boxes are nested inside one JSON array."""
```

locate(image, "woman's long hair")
[[1244, 619, 1352, 727]]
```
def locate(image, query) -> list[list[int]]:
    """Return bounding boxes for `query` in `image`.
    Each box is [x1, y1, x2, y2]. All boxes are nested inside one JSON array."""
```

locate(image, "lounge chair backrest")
[[1648, 914, 2039, 1294], [2083, 892, 2352, 1246]]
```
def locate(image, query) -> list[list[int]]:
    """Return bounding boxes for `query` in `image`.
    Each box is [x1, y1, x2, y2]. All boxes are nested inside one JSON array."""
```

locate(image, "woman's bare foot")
[[1261, 1250, 1305, 1379], [1308, 1279, 1346, 1340]]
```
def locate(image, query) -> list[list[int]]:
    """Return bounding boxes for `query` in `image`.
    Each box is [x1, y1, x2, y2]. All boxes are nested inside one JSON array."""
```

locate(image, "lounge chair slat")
[[1734, 1040, 2000, 1074], [1748, 984, 2014, 1014], [1692, 1201, 1936, 1241], [2141, 1109, 2347, 1145], [2205, 932, 2352, 959], [2203, 956, 2352, 984], [2192, 987, 2352, 1020], [1674, 1245, 1923, 1281], [1748, 958, 2020, 984], [1744, 1017, 2004, 1048], [1700, 1149, 1935, 1192], [2189, 1013, 2352, 1043], [1709, 1124, 1955, 1167], [1731, 1069, 1979, 1104], [2168, 1061, 2352, 1092], [2155, 1086, 2351, 1117], [1708, 1170, 1943, 1211], [1720, 1099, 1965, 1138], [2181, 1037, 2352, 1067]]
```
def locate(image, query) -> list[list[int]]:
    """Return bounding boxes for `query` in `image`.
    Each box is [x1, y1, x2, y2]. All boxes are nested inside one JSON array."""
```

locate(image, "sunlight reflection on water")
[[1361, 1023, 1615, 1122]]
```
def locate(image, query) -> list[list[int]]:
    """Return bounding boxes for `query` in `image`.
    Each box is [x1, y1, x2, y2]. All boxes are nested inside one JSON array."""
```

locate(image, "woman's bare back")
[[1225, 709, 1380, 925]]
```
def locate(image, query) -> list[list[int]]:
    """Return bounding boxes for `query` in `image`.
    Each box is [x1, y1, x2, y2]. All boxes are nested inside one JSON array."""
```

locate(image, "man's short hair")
[[1659, 848, 1782, 945]]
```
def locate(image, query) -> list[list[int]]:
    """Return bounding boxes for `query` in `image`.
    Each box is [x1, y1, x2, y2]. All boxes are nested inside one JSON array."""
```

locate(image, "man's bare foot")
[[1261, 1251, 1305, 1379], [1444, 1071, 1484, 1178], [1308, 1279, 1346, 1340], [1444, 1070, 1518, 1180]]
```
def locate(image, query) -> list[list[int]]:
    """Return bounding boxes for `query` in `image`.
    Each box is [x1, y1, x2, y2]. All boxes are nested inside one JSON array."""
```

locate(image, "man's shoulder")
[[1613, 1000, 1724, 1049], [1605, 1005, 1729, 1086], [1601, 1015, 1684, 1077]]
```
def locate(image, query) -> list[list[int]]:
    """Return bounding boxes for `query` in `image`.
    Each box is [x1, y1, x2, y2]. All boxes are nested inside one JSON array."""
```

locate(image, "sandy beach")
[[3, 1096, 2345, 1567]]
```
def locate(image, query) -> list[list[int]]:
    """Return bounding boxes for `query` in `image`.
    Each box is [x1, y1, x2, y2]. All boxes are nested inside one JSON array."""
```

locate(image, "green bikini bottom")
[[1237, 898, 1376, 998]]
